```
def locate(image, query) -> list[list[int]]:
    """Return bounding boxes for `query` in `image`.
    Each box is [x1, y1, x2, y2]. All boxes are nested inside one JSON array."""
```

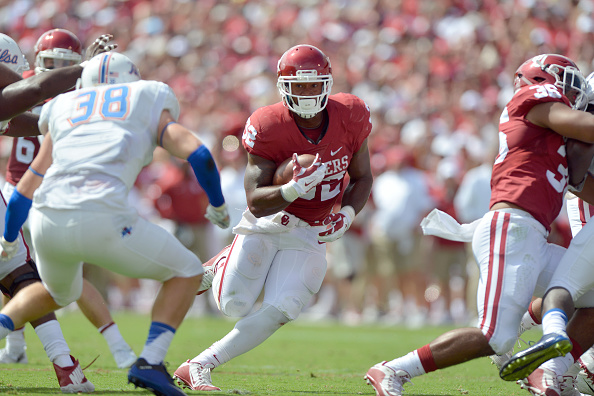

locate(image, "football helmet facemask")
[[0, 33, 29, 75], [277, 44, 333, 119], [514, 54, 587, 110], [34, 29, 82, 74], [79, 52, 140, 88]]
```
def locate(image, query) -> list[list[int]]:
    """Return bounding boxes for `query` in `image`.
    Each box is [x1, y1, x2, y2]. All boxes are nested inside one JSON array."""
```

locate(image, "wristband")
[[340, 205, 356, 225], [28, 166, 44, 178], [280, 180, 299, 202], [187, 145, 225, 207]]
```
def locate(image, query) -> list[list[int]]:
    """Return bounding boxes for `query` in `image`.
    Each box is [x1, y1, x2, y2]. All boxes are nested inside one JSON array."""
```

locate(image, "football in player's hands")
[[273, 153, 317, 185]]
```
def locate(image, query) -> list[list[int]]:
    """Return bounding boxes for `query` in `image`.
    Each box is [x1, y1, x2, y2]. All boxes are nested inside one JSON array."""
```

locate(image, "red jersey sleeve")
[[489, 84, 571, 231]]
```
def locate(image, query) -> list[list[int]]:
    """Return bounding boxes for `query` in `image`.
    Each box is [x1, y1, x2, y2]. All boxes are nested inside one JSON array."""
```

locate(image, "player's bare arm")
[[527, 102, 594, 142], [17, 132, 53, 199], [0, 34, 117, 122], [574, 177, 594, 206], [244, 153, 291, 217], [340, 138, 373, 214], [0, 64, 22, 88], [566, 138, 594, 188], [2, 113, 41, 137], [157, 110, 202, 159]]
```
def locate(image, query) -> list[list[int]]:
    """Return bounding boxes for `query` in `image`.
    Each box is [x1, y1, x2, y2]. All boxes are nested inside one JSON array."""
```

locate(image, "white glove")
[[0, 236, 18, 261], [280, 153, 326, 202], [317, 206, 355, 243], [205, 203, 230, 229]]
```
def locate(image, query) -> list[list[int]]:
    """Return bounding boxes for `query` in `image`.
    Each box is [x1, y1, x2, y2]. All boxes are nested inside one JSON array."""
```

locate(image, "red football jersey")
[[5, 70, 42, 186], [242, 93, 372, 224], [490, 84, 572, 231]]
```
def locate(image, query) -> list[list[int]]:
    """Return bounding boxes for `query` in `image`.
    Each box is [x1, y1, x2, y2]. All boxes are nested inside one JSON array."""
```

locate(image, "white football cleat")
[[53, 355, 95, 394], [490, 350, 513, 370], [559, 374, 583, 396], [364, 361, 412, 396], [0, 346, 27, 364], [577, 353, 594, 395], [111, 343, 137, 369], [173, 360, 221, 391], [577, 367, 594, 395], [197, 245, 230, 296], [517, 368, 560, 396]]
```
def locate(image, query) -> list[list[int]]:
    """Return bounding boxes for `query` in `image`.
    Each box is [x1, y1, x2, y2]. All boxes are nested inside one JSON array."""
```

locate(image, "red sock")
[[528, 301, 541, 325], [570, 337, 583, 362], [417, 344, 438, 373]]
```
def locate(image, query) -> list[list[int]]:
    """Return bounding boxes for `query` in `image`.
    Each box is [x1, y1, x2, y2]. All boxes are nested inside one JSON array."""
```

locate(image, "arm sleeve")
[[187, 145, 225, 207]]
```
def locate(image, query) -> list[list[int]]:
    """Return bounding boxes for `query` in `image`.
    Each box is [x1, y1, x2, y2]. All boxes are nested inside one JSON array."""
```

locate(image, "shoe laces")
[[387, 369, 412, 391], [579, 362, 594, 381]]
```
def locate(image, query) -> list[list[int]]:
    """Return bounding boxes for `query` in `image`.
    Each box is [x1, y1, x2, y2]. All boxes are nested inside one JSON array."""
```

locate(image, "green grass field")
[[0, 310, 539, 395]]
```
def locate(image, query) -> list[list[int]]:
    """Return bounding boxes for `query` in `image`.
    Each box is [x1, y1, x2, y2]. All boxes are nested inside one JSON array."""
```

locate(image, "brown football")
[[272, 154, 317, 185]]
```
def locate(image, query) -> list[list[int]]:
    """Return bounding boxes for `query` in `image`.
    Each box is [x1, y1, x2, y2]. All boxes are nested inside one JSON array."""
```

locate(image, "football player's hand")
[[318, 206, 355, 243], [280, 153, 326, 202], [0, 236, 18, 261], [85, 34, 118, 60], [205, 203, 230, 229]]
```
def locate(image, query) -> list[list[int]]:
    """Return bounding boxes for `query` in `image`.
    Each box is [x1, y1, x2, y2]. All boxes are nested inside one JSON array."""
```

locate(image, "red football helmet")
[[513, 54, 587, 110], [34, 29, 82, 74], [277, 44, 333, 119]]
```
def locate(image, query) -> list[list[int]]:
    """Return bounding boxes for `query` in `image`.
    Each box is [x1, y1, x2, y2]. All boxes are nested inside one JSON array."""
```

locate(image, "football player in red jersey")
[[173, 44, 373, 391], [0, 29, 137, 371], [0, 31, 116, 393], [363, 54, 594, 396]]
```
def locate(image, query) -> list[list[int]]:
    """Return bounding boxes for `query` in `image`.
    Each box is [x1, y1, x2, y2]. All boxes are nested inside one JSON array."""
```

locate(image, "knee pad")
[[0, 260, 41, 298], [220, 297, 252, 318]]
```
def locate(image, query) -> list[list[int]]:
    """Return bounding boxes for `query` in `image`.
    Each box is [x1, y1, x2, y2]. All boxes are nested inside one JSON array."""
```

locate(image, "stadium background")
[[0, 0, 592, 327]]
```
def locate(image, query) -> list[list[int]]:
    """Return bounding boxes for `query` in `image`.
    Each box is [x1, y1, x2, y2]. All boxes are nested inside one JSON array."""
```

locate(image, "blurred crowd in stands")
[[0, 0, 592, 327]]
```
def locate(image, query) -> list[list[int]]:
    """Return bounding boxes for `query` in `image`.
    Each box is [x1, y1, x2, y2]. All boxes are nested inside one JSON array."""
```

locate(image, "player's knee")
[[274, 295, 307, 321], [220, 298, 252, 317]]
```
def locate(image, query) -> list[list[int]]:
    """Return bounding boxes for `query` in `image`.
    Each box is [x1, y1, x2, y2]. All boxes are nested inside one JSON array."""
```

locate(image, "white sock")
[[34, 320, 73, 367], [140, 322, 174, 365], [541, 309, 568, 335], [191, 304, 287, 368], [541, 354, 575, 376], [99, 322, 126, 351], [5, 327, 26, 355], [519, 310, 540, 334], [387, 350, 426, 378]]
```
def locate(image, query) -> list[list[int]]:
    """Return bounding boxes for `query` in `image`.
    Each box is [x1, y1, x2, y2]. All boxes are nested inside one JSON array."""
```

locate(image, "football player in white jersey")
[[0, 32, 118, 393], [0, 28, 137, 371], [0, 52, 230, 396]]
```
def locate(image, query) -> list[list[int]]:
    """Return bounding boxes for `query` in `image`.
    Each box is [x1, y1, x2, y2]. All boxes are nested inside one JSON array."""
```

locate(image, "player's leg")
[[365, 210, 549, 395], [76, 278, 136, 368], [0, 261, 94, 393], [67, 211, 202, 396], [0, 293, 26, 363], [501, 217, 594, 382], [174, 241, 326, 391]]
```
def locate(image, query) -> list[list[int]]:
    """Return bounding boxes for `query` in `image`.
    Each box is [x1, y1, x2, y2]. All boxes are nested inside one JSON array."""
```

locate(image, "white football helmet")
[[79, 52, 140, 88], [0, 33, 29, 75], [586, 71, 594, 106]]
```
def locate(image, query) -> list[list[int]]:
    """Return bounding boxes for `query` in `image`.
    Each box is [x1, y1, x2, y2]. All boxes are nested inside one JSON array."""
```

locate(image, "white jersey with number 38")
[[36, 80, 180, 212]]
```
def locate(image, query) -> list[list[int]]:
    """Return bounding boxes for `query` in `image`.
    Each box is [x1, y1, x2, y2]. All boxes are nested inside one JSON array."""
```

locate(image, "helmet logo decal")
[[0, 50, 19, 67]]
